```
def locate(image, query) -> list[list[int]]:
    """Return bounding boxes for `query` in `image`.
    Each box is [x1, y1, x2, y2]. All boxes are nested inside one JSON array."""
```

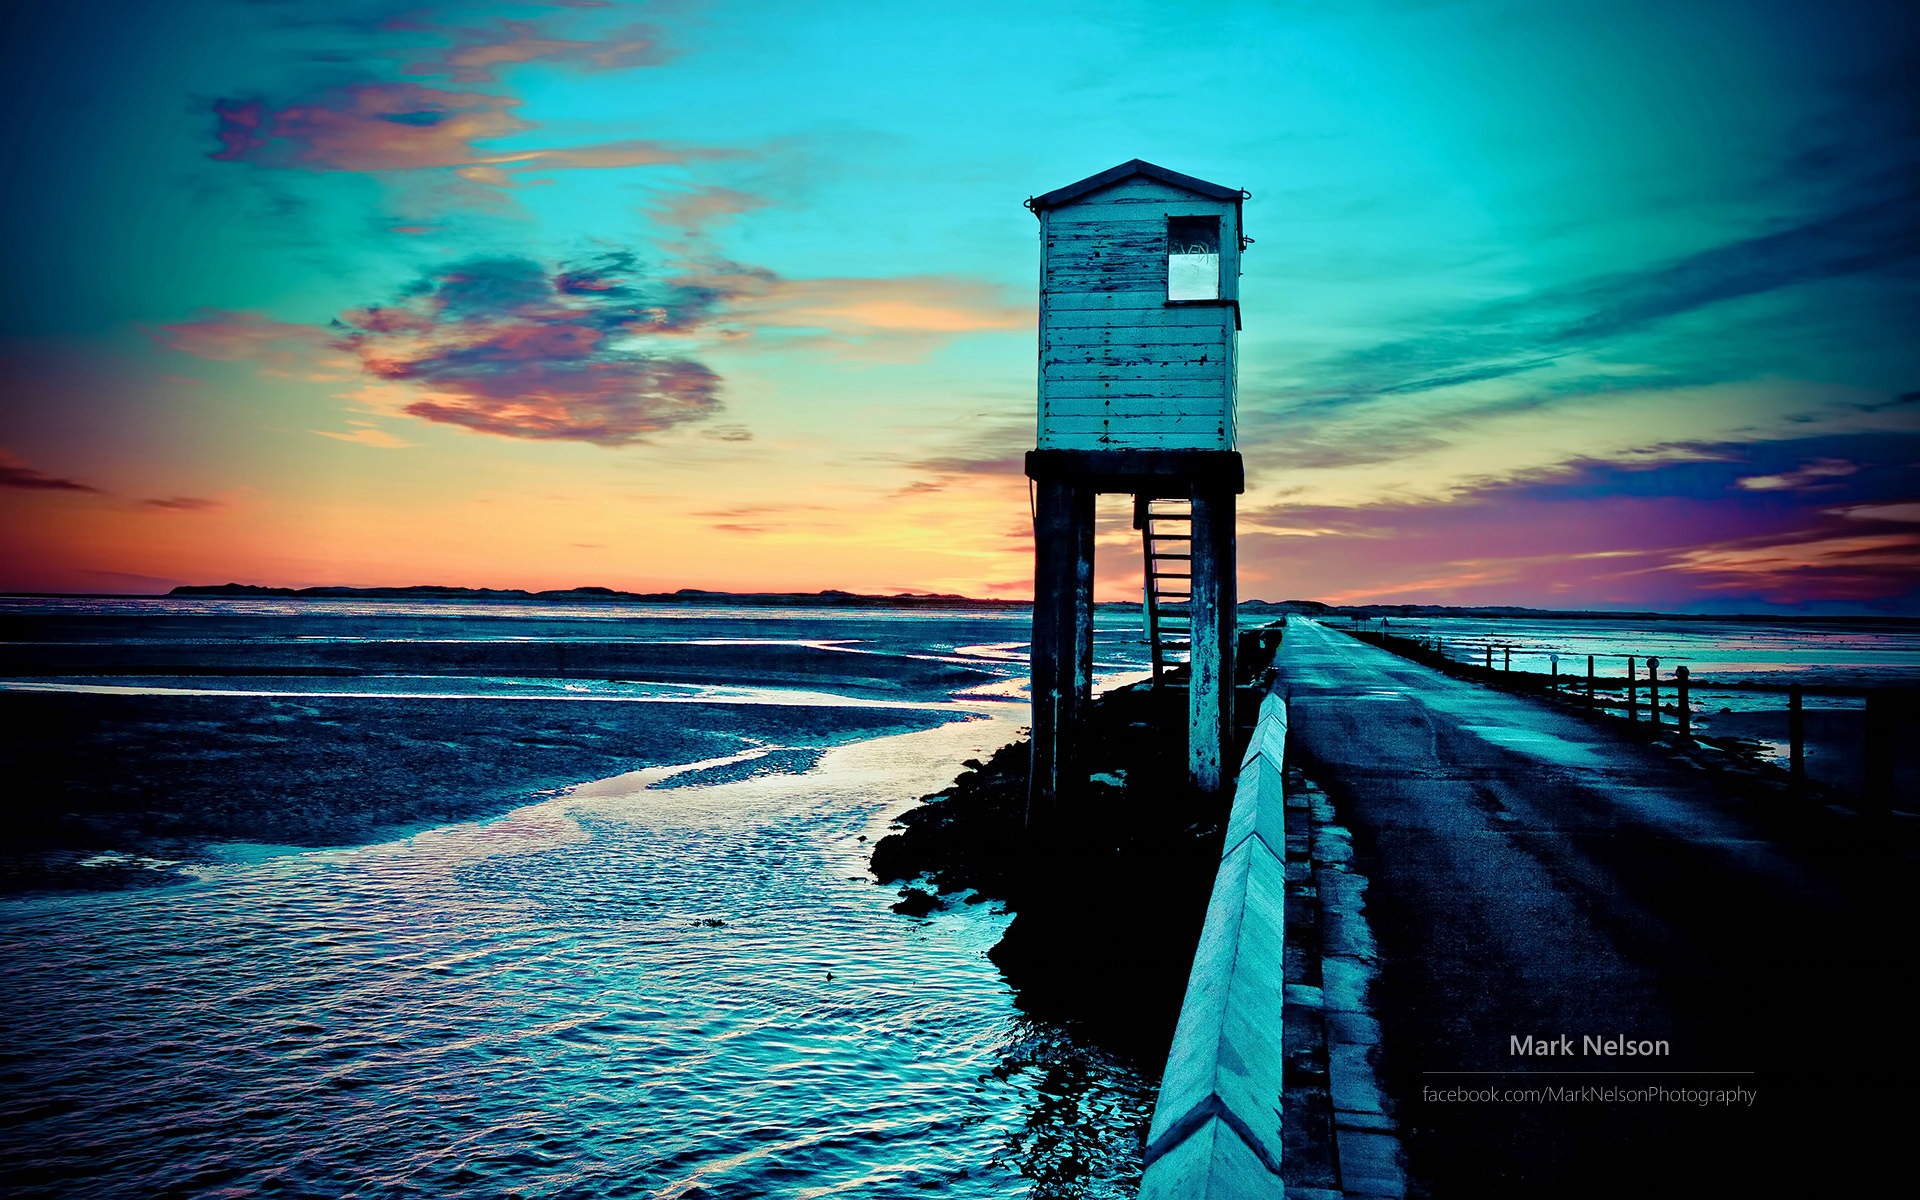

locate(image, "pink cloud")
[[403, 19, 673, 83], [1239, 437, 1920, 611], [332, 253, 726, 446], [210, 81, 733, 181], [155, 308, 335, 366]]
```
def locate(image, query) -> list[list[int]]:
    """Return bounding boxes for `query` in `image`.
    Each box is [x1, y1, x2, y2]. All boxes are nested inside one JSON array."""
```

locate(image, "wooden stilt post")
[[1028, 479, 1093, 829], [1072, 484, 1096, 731], [1187, 484, 1236, 793], [1862, 689, 1903, 819]]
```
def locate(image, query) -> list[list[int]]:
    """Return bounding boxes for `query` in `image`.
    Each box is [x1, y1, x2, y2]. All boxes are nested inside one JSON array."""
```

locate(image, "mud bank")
[[872, 630, 1283, 1060]]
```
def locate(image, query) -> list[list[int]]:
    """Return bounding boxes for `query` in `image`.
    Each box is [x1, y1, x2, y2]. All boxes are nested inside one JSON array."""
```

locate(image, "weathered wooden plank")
[[1042, 418, 1228, 438], [1043, 257, 1164, 278], [1044, 348, 1228, 367], [1047, 223, 1165, 240], [1038, 427, 1231, 451], [1044, 253, 1165, 272], [1044, 246, 1160, 261], [1043, 349, 1228, 368], [1041, 404, 1227, 421], [1043, 381, 1228, 400], [1045, 266, 1166, 289], [1044, 291, 1180, 312], [1052, 366, 1228, 385], [1043, 363, 1229, 381], [1043, 417, 1229, 438], [1043, 325, 1230, 347], [1044, 220, 1165, 240], [1044, 412, 1229, 432], [1050, 199, 1234, 222], [1044, 378, 1227, 400], [1043, 394, 1226, 409], [1044, 395, 1227, 412], [1042, 409, 1228, 428], [1080, 176, 1211, 201]]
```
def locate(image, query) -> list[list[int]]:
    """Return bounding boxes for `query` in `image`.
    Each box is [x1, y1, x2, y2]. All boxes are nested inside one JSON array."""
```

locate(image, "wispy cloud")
[[400, 18, 673, 83], [211, 82, 732, 182], [1735, 458, 1859, 491], [314, 425, 413, 448], [156, 308, 347, 377], [1240, 432, 1920, 610], [141, 496, 225, 513], [0, 454, 99, 493], [208, 7, 729, 196], [1259, 171, 1920, 424]]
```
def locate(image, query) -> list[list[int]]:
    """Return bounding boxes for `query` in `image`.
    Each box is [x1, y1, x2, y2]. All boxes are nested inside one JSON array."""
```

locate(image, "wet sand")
[[1, 689, 954, 891]]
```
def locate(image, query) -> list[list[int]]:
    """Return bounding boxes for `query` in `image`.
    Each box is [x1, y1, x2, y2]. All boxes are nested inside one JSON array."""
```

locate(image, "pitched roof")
[[1026, 159, 1244, 212]]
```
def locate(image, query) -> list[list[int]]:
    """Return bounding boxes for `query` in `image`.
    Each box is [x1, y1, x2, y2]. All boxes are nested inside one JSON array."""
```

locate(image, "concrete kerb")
[[1140, 691, 1290, 1199]]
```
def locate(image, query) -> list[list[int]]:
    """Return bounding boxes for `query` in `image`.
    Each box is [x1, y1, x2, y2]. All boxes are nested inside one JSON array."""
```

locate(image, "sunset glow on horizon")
[[3, 0, 1916, 613]]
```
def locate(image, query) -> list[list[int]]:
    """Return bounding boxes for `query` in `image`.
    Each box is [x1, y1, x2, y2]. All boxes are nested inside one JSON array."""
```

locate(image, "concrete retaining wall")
[[1139, 691, 1289, 1199]]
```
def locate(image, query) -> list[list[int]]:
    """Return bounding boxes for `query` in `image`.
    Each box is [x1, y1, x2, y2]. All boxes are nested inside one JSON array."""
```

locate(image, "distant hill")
[[168, 583, 1031, 610], [153, 586, 1917, 625]]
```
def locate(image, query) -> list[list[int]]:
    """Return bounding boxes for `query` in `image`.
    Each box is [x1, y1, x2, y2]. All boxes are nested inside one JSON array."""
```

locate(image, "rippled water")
[[0, 718, 1158, 1198], [0, 603, 1162, 1197]]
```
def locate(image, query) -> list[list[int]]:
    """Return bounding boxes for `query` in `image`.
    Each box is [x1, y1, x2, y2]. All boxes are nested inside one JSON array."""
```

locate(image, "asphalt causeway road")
[[1275, 617, 1914, 1197]]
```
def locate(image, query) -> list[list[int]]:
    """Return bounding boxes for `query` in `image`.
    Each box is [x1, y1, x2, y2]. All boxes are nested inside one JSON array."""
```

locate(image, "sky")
[[0, 0, 1915, 613]]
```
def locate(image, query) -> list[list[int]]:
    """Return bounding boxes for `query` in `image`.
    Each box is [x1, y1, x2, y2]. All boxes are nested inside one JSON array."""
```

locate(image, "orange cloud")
[[671, 268, 1029, 350], [141, 496, 226, 513], [314, 426, 413, 449], [1668, 531, 1920, 596]]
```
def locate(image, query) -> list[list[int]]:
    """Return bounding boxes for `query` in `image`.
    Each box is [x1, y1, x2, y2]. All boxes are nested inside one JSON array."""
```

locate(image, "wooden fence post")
[[1788, 684, 1805, 795], [1626, 657, 1638, 721], [1676, 666, 1690, 736], [1647, 657, 1661, 726], [1862, 689, 1909, 819], [1587, 654, 1596, 708]]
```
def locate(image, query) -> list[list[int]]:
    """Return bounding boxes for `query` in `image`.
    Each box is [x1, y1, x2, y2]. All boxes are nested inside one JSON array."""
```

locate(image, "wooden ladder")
[[1136, 497, 1194, 685]]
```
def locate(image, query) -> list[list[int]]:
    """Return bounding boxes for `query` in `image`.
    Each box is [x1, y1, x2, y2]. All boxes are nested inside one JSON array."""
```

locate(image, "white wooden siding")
[[1037, 176, 1239, 451]]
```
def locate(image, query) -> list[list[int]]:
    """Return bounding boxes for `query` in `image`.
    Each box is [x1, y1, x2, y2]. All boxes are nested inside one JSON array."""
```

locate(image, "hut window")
[[1167, 216, 1220, 301]]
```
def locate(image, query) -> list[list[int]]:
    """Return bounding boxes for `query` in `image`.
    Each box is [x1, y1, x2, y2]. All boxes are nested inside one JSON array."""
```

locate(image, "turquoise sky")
[[2, 0, 1915, 611]]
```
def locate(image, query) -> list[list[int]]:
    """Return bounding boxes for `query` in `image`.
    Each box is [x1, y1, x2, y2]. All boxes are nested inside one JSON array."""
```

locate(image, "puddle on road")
[[1459, 724, 1609, 769]]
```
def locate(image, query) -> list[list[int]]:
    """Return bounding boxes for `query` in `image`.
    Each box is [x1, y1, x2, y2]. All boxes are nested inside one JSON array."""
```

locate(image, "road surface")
[[1275, 618, 1912, 1196]]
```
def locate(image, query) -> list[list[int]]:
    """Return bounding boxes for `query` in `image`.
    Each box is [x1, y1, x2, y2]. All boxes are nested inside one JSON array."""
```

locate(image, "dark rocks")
[[871, 674, 1273, 1060], [890, 887, 940, 916]]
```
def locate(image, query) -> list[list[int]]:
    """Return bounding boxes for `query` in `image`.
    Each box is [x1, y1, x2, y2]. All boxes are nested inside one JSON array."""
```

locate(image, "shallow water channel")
[[1, 681, 1156, 1198]]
